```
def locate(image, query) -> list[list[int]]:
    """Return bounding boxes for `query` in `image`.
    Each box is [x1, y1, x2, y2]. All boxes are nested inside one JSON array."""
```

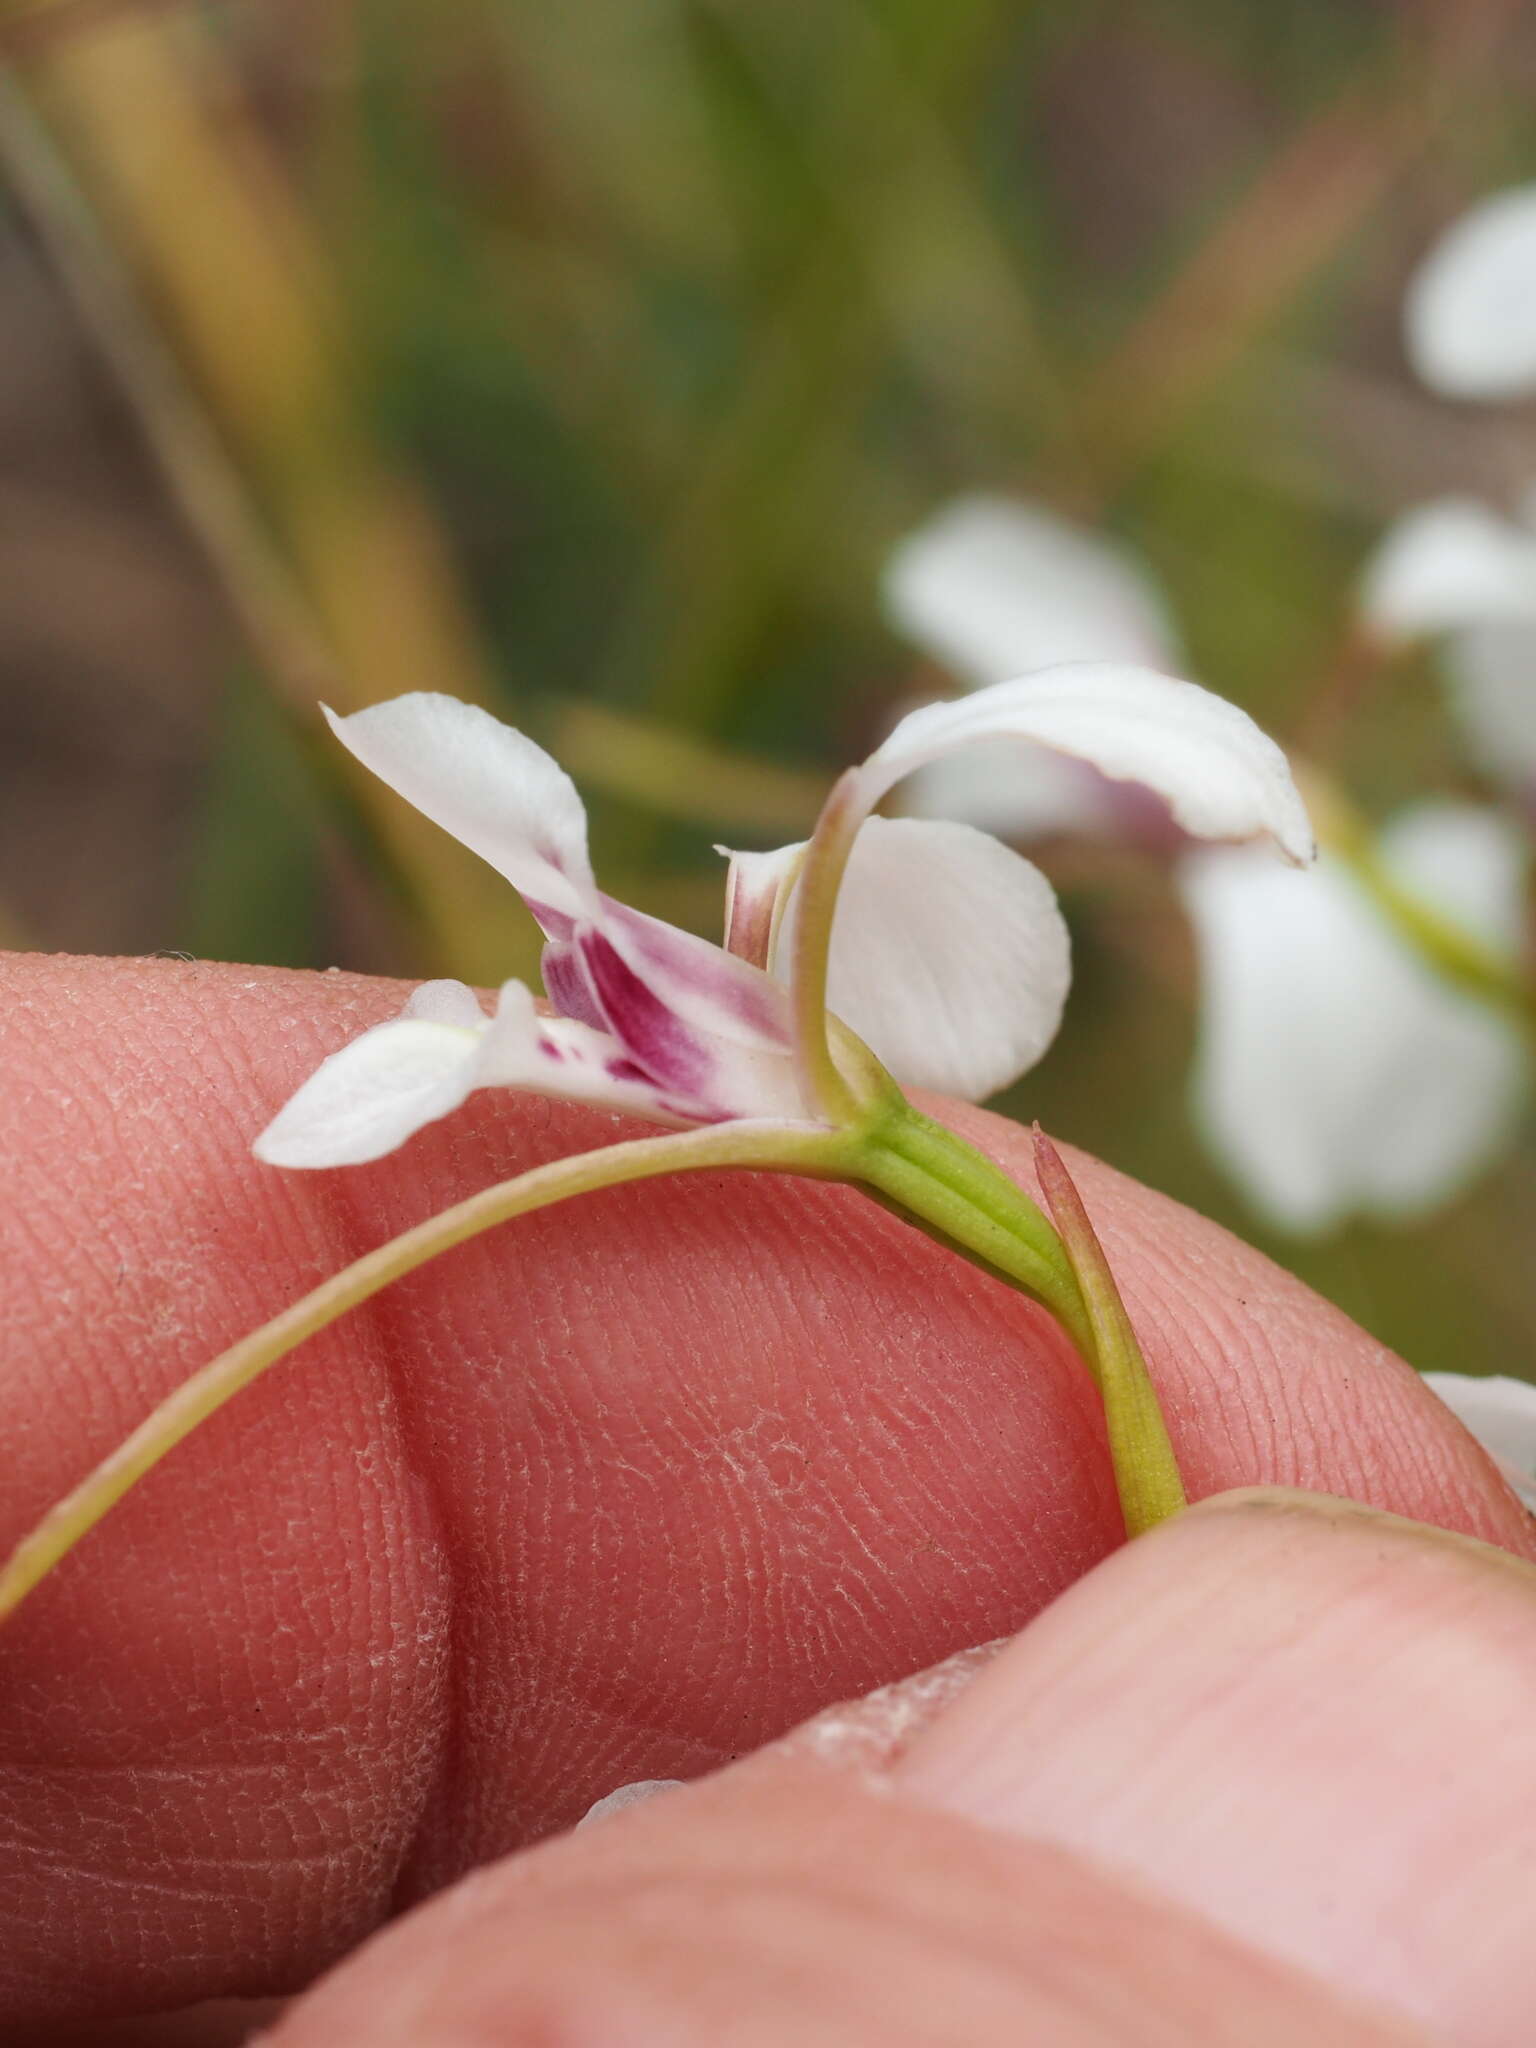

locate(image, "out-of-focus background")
[[2, 0, 1534, 1374]]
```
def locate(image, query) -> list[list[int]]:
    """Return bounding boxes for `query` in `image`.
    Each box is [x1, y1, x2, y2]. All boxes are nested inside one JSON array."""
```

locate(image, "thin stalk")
[[789, 770, 864, 1123], [1309, 773, 1536, 1031], [0, 1120, 852, 1624], [856, 1109, 1092, 1364]]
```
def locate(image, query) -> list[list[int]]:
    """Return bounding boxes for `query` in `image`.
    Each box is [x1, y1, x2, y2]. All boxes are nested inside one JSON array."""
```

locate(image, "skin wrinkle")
[[2, 954, 1535, 2023], [0, 961, 455, 2012]]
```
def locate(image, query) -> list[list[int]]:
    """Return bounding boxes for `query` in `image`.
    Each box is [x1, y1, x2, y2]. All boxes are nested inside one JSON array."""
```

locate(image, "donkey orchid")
[[255, 677, 1309, 1165], [883, 493, 1533, 1233], [0, 664, 1310, 1627]]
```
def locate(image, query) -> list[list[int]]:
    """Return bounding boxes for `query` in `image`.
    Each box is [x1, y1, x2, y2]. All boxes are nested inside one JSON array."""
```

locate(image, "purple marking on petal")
[[580, 929, 714, 1095], [542, 938, 607, 1029], [601, 898, 791, 1043], [525, 898, 577, 943], [605, 1054, 653, 1085]]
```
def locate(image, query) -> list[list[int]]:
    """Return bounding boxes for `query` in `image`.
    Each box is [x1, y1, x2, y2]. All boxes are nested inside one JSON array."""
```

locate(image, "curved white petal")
[[324, 695, 597, 924], [770, 816, 1070, 1101], [882, 495, 1180, 685], [1180, 836, 1525, 1233], [1406, 184, 1536, 400], [1440, 622, 1536, 791], [253, 1014, 486, 1167], [867, 665, 1314, 866], [1360, 499, 1536, 640], [254, 977, 744, 1168], [897, 720, 1122, 840], [1422, 1372, 1536, 1511]]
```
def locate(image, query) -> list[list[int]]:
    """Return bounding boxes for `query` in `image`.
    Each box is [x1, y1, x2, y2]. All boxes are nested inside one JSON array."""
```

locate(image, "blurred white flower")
[[1422, 1372, 1536, 1512], [1405, 183, 1536, 401], [881, 495, 1182, 839], [1361, 186, 1536, 787], [1361, 493, 1536, 793], [1181, 803, 1527, 1234], [883, 494, 1528, 1231]]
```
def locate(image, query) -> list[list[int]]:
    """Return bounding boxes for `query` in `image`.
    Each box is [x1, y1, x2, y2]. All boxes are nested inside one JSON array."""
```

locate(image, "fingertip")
[[897, 1485, 1536, 2044]]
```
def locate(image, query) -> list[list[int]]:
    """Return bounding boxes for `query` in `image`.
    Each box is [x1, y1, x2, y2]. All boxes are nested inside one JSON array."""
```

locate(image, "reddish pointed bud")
[[1033, 1127, 1187, 1538]]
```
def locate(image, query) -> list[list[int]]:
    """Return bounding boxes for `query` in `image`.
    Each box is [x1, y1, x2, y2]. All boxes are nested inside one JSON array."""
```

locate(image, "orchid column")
[[0, 671, 1313, 1623]]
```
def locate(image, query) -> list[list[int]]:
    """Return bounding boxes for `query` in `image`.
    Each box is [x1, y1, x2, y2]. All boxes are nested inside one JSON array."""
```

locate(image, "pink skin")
[[1, 952, 1531, 2034]]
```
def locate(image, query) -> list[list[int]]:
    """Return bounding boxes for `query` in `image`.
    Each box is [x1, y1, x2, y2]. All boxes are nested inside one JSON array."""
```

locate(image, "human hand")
[[3, 953, 1531, 2041]]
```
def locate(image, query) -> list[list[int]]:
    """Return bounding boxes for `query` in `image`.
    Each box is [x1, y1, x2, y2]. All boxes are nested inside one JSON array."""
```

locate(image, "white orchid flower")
[[256, 677, 1312, 1167], [1404, 183, 1536, 402], [1360, 491, 1536, 793], [880, 498, 1526, 1236], [1181, 803, 1528, 1234], [0, 669, 1317, 1628], [1423, 1372, 1536, 1513], [0, 669, 1311, 1624], [881, 495, 1182, 841]]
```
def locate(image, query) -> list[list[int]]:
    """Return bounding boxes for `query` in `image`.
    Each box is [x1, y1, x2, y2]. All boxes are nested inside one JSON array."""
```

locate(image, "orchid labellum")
[[0, 667, 1312, 1621]]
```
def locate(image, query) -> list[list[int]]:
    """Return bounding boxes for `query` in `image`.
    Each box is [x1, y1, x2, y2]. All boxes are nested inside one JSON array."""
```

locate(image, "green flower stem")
[[852, 1103, 1096, 1369], [1310, 773, 1535, 1029], [0, 1091, 1187, 1625], [1352, 842, 1532, 1026], [0, 1119, 858, 1626]]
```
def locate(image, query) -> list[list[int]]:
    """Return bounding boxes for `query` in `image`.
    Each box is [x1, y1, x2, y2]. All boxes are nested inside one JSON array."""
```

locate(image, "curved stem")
[[1310, 771, 1535, 1029], [855, 1105, 1187, 1538], [856, 1109, 1093, 1362], [790, 769, 865, 1122], [0, 1120, 852, 1625]]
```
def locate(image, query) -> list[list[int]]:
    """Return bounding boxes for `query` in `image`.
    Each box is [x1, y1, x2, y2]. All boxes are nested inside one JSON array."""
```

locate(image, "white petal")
[[324, 695, 597, 924], [867, 665, 1314, 865], [1405, 184, 1536, 400], [1440, 622, 1536, 791], [1180, 835, 1525, 1233], [882, 495, 1180, 685], [253, 1015, 485, 1167], [1422, 1373, 1536, 1511], [1359, 499, 1536, 640], [719, 841, 805, 968], [771, 816, 1070, 1101], [1375, 800, 1528, 956], [898, 720, 1121, 840]]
